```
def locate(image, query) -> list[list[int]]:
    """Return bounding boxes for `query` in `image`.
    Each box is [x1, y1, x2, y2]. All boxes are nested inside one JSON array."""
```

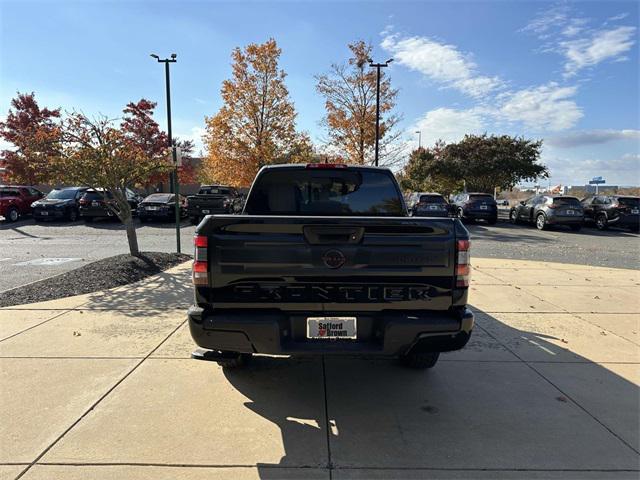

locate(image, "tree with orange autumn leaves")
[[202, 39, 313, 187], [315, 41, 402, 166]]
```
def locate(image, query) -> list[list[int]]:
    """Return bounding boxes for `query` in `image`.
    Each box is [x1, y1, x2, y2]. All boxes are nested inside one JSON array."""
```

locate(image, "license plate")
[[566, 209, 574, 215], [480, 205, 488, 210], [92, 201, 100, 207], [632, 209, 639, 214], [147, 206, 159, 211], [40, 211, 48, 216], [202, 209, 210, 214], [306, 317, 357, 339], [428, 205, 438, 210]]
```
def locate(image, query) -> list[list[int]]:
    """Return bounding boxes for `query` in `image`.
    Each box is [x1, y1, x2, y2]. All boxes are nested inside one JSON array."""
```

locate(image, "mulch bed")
[[0, 252, 191, 307]]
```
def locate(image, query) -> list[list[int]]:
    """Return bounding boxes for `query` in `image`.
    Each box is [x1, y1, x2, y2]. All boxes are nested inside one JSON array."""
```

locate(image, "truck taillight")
[[192, 235, 208, 286], [455, 239, 470, 288]]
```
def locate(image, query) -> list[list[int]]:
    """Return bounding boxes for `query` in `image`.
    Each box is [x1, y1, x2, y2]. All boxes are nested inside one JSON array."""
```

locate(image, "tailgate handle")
[[303, 226, 364, 245]]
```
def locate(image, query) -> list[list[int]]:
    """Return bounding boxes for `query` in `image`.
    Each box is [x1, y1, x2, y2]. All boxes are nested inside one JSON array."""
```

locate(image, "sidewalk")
[[1, 259, 638, 479]]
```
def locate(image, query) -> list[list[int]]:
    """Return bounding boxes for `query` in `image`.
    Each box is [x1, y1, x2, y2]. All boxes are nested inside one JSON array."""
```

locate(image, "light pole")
[[151, 53, 181, 253], [415, 130, 421, 149], [368, 57, 393, 166]]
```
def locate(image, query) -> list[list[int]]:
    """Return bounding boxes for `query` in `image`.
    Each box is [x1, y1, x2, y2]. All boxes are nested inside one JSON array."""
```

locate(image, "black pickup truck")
[[186, 185, 242, 224], [188, 164, 473, 369]]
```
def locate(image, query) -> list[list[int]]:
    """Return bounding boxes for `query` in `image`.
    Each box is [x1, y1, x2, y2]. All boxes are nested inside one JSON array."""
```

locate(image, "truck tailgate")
[[197, 215, 462, 312]]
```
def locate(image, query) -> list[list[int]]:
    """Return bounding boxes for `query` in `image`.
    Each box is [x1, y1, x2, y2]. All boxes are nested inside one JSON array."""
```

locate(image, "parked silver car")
[[510, 195, 584, 231]]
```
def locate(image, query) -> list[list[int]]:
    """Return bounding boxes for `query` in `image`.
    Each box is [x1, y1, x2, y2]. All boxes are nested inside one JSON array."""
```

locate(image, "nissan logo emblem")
[[322, 249, 346, 269]]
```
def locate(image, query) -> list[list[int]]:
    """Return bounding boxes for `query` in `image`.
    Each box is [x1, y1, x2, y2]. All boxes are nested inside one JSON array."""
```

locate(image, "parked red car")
[[0, 185, 44, 222]]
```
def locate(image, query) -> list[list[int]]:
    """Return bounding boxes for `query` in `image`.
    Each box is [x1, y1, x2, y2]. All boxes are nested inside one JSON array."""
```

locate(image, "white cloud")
[[497, 83, 583, 131], [543, 153, 640, 186], [546, 129, 640, 148], [608, 13, 629, 22], [522, 4, 576, 36], [381, 33, 503, 98], [383, 29, 583, 133], [561, 26, 636, 77], [521, 4, 636, 77], [413, 107, 485, 147], [175, 126, 206, 156]]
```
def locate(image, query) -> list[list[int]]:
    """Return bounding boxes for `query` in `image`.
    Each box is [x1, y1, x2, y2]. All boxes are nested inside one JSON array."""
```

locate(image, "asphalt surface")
[[0, 218, 197, 292], [468, 220, 640, 269], [0, 214, 638, 292]]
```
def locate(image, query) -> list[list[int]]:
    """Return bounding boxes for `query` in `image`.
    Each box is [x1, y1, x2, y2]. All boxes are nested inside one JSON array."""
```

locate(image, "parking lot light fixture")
[[368, 58, 393, 166], [151, 53, 181, 253]]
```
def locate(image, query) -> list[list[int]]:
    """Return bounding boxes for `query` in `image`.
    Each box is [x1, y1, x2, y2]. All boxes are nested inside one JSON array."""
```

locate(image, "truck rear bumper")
[[187, 306, 473, 356]]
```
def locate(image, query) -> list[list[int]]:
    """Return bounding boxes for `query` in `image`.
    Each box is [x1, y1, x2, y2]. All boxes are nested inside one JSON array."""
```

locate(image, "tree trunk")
[[113, 188, 140, 257], [124, 214, 139, 257]]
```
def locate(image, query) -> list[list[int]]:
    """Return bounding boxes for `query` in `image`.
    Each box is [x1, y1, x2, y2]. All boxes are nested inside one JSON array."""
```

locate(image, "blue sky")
[[1, 0, 638, 186]]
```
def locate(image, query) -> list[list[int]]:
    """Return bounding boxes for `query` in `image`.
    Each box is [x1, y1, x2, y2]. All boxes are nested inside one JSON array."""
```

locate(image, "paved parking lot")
[[468, 218, 639, 270], [0, 219, 196, 292], [1, 259, 638, 479], [1, 216, 638, 292]]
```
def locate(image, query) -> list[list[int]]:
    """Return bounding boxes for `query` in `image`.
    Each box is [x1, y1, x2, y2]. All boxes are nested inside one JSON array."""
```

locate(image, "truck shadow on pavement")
[[85, 265, 192, 315], [220, 309, 639, 478]]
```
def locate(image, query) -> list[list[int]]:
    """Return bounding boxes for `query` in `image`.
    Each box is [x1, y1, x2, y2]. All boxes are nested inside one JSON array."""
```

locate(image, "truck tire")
[[217, 352, 251, 369], [509, 210, 520, 224], [399, 351, 440, 369], [6, 207, 19, 222]]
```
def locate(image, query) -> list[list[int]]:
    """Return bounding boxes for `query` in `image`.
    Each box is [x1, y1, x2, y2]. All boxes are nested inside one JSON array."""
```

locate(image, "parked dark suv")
[[78, 188, 142, 222], [451, 192, 497, 224], [510, 195, 583, 231], [32, 187, 88, 222], [581, 195, 640, 232], [138, 193, 187, 222], [410, 193, 451, 217]]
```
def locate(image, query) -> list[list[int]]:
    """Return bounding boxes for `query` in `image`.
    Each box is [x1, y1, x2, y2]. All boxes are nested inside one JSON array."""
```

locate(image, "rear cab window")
[[469, 194, 495, 204], [199, 186, 235, 195], [245, 167, 405, 216], [551, 197, 581, 207], [418, 195, 446, 204], [618, 197, 639, 208]]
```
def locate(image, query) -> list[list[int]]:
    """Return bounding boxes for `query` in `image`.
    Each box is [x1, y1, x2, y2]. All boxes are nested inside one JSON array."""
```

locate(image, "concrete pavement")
[[0, 259, 638, 479]]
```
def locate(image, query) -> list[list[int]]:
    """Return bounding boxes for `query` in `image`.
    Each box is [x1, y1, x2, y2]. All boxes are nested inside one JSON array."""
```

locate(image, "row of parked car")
[[0, 184, 244, 224], [3, 183, 639, 233], [407, 191, 640, 232]]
